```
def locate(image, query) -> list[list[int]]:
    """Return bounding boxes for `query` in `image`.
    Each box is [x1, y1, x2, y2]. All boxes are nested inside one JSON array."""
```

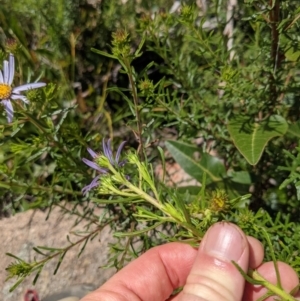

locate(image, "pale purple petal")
[[82, 158, 108, 173], [82, 175, 101, 195], [102, 139, 109, 158], [115, 141, 126, 164], [118, 159, 127, 167], [11, 94, 29, 103], [3, 60, 9, 84], [81, 185, 90, 195], [103, 139, 114, 164], [2, 99, 14, 123], [8, 54, 15, 85], [12, 82, 46, 93], [0, 70, 3, 83], [87, 148, 97, 159]]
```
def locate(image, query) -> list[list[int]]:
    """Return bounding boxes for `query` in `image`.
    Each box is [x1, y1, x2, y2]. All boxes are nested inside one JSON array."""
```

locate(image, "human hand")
[[81, 222, 299, 301]]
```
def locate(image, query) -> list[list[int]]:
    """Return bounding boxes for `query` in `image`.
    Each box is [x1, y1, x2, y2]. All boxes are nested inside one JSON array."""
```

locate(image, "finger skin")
[[247, 236, 264, 269], [81, 229, 297, 301], [82, 223, 263, 301], [243, 261, 299, 301], [81, 242, 197, 301], [178, 222, 250, 301]]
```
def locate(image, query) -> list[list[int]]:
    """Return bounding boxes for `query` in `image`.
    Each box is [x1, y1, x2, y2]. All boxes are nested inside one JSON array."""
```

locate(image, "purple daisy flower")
[[102, 138, 127, 167], [82, 139, 126, 195], [0, 53, 46, 122]]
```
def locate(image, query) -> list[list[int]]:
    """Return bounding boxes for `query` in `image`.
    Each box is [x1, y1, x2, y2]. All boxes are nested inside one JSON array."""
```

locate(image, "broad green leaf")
[[227, 170, 252, 184], [285, 46, 300, 62], [287, 121, 300, 138], [165, 140, 226, 182], [177, 186, 201, 195], [228, 115, 288, 165]]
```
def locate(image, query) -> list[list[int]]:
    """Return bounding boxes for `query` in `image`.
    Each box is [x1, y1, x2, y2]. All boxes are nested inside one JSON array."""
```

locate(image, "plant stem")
[[268, 0, 281, 111], [124, 59, 145, 160], [250, 270, 297, 301], [124, 180, 203, 238], [125, 180, 163, 210]]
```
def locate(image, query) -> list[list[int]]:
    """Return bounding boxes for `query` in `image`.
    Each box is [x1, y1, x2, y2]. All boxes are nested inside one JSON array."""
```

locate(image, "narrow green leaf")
[[33, 266, 43, 285], [78, 238, 89, 258], [134, 35, 146, 57], [0, 182, 12, 189], [91, 48, 118, 59], [5, 253, 26, 262], [134, 206, 164, 220], [157, 146, 166, 183], [174, 194, 191, 224], [114, 221, 165, 237], [91, 196, 141, 204], [26, 147, 48, 163], [37, 246, 62, 252], [9, 277, 26, 292], [10, 123, 24, 137], [33, 247, 48, 256], [54, 251, 67, 275]]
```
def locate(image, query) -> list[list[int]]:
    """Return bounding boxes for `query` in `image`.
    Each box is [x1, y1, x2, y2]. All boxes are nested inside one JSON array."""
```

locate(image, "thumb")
[[179, 222, 249, 301]]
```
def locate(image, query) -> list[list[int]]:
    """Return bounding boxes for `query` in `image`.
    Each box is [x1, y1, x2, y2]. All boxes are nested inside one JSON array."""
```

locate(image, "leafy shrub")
[[1, 0, 300, 299]]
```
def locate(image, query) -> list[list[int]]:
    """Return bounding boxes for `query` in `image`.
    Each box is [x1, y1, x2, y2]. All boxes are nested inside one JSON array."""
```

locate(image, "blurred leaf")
[[165, 140, 226, 182], [8, 277, 26, 292], [54, 251, 67, 275], [227, 170, 252, 185], [228, 115, 288, 165], [91, 48, 118, 59], [285, 46, 300, 62], [177, 186, 201, 195], [114, 221, 164, 237], [287, 121, 300, 138]]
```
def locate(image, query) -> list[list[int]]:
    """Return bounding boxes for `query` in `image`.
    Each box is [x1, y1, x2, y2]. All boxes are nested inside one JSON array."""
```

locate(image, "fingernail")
[[201, 222, 246, 262]]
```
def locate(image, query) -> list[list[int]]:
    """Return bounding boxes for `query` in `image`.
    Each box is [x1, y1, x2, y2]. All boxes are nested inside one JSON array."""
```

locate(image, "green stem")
[[249, 270, 297, 301], [124, 179, 202, 238], [125, 180, 163, 210], [124, 59, 145, 160]]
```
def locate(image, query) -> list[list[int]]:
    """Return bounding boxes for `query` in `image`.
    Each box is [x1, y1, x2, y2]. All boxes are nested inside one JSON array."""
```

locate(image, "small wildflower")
[[112, 29, 130, 47], [158, 8, 168, 19], [5, 259, 33, 280], [238, 208, 256, 225], [102, 138, 127, 167], [180, 5, 195, 24], [138, 78, 154, 96], [0, 53, 46, 122], [209, 190, 229, 212], [5, 38, 20, 54], [111, 29, 131, 58], [139, 13, 152, 30], [82, 139, 126, 195]]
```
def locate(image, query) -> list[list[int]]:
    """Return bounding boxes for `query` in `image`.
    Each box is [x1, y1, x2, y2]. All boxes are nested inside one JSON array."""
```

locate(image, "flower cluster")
[[0, 53, 46, 122], [82, 139, 126, 195]]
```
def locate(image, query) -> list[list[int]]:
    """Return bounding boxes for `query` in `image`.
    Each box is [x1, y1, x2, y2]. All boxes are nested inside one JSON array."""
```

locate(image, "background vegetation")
[[1, 0, 300, 299]]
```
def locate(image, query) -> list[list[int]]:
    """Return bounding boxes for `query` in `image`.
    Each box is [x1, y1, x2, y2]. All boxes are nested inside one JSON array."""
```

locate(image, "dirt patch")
[[0, 207, 115, 301]]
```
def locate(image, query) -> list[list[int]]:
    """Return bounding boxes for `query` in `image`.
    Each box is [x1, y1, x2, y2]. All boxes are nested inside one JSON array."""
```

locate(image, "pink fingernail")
[[201, 222, 246, 262]]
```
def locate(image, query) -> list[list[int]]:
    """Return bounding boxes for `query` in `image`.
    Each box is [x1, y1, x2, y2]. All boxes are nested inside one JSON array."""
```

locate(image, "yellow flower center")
[[0, 83, 12, 100]]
